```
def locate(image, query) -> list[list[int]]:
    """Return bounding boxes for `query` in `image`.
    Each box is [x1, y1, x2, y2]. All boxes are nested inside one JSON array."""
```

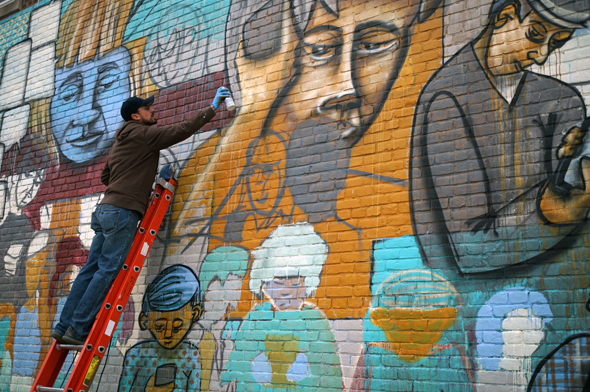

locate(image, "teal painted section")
[[123, 0, 230, 44]]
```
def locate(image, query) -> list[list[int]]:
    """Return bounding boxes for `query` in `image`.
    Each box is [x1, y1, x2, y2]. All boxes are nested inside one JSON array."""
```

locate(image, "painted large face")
[[487, 6, 573, 75], [263, 276, 306, 311], [50, 46, 131, 163], [270, 0, 417, 141]]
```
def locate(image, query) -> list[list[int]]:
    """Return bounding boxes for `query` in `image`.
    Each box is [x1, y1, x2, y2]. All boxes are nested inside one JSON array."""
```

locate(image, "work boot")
[[61, 328, 85, 345], [51, 330, 65, 344]]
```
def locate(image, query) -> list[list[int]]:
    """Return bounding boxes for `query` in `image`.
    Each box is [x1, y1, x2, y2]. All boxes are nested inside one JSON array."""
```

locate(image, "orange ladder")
[[30, 166, 177, 392]]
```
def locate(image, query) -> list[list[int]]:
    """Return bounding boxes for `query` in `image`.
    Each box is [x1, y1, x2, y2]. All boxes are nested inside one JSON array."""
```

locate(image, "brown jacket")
[[100, 106, 216, 215]]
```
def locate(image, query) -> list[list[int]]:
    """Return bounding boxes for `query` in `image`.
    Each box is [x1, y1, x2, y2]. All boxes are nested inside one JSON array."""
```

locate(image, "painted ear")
[[192, 304, 202, 324], [417, 0, 442, 23], [494, 4, 517, 29], [139, 312, 148, 330]]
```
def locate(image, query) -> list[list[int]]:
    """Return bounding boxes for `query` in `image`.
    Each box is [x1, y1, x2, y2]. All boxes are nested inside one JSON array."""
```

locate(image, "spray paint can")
[[225, 93, 236, 111]]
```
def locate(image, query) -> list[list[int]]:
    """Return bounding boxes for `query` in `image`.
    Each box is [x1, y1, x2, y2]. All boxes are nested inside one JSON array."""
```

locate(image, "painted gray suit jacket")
[[410, 44, 586, 273]]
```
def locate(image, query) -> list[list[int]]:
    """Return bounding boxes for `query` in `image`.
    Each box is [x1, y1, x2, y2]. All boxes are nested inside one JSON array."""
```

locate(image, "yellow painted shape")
[[264, 334, 300, 387], [370, 307, 457, 362], [199, 331, 216, 392]]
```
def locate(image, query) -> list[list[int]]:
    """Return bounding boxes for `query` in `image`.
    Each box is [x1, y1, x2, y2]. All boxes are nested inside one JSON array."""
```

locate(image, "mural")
[[0, 0, 588, 390]]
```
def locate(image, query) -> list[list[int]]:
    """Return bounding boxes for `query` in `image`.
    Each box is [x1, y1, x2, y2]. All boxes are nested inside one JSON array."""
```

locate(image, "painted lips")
[[66, 131, 103, 147]]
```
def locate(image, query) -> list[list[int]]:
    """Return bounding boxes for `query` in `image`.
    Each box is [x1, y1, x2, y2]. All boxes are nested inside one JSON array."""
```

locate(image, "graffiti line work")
[[0, 0, 589, 390]]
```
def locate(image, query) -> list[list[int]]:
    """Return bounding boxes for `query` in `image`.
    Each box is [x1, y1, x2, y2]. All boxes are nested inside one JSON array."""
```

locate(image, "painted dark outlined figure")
[[0, 134, 49, 304], [172, 0, 444, 320], [118, 264, 202, 392], [527, 332, 590, 391], [214, 130, 290, 244], [410, 0, 590, 273], [0, 133, 51, 387], [220, 223, 344, 391]]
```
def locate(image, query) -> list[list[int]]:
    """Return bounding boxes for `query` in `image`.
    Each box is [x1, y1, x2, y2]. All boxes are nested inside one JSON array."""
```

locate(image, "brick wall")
[[0, 0, 589, 390]]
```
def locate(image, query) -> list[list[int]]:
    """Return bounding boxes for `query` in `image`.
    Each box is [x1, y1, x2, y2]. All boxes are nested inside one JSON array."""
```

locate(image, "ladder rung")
[[56, 343, 84, 351], [37, 387, 64, 392]]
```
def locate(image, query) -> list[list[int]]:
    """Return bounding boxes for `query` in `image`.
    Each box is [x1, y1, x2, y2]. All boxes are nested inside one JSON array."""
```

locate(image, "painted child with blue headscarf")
[[118, 265, 202, 392]]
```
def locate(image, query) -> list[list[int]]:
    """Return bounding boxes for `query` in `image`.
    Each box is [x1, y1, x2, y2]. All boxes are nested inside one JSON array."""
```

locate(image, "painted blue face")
[[50, 46, 131, 163]]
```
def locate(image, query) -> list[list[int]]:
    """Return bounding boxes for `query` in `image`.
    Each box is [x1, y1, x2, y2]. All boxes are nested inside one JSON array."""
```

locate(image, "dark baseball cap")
[[120, 96, 155, 122]]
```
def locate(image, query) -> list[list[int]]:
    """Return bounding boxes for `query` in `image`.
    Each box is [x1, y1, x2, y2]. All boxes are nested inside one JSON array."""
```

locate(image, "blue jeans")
[[55, 204, 140, 340]]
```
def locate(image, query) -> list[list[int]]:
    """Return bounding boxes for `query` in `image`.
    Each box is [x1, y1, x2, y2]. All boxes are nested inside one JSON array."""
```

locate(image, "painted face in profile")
[[487, 6, 573, 75], [50, 46, 131, 163]]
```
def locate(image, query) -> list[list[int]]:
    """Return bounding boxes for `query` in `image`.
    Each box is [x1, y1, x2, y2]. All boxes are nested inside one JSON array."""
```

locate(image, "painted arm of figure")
[[539, 122, 590, 224], [413, 92, 501, 265]]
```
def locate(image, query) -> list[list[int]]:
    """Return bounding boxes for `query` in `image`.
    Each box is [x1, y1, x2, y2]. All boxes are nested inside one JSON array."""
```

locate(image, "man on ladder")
[[52, 87, 230, 346]]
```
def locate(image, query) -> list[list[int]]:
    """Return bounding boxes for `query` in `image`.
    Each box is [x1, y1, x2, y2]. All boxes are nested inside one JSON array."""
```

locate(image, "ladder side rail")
[[62, 180, 176, 392], [29, 341, 71, 391]]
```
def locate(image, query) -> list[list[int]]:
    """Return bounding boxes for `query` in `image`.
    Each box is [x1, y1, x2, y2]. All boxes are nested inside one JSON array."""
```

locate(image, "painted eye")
[[302, 27, 342, 65], [61, 85, 80, 102], [525, 23, 547, 44], [97, 72, 120, 94], [303, 42, 338, 62], [96, 64, 122, 94], [172, 320, 183, 333], [59, 82, 81, 102], [356, 29, 400, 55]]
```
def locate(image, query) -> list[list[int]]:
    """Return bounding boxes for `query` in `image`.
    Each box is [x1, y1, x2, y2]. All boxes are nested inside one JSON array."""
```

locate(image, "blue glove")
[[210, 87, 231, 110]]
